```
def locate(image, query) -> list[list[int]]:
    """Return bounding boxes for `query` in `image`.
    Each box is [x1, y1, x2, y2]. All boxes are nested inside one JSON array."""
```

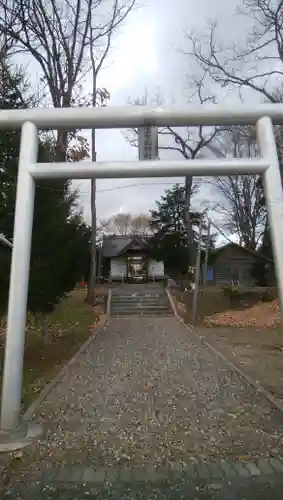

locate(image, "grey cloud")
[[74, 0, 256, 230]]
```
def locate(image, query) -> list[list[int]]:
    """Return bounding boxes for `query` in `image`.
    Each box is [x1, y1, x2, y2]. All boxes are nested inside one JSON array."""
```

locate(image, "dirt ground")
[[196, 325, 283, 402]]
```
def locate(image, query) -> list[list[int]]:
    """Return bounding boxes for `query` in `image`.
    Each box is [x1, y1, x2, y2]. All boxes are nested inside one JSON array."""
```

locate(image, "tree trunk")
[[55, 94, 71, 161], [56, 130, 68, 161], [184, 175, 195, 266]]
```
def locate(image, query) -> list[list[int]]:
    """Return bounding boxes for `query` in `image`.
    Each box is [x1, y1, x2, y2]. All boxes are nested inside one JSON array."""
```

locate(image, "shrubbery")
[[0, 62, 90, 313], [221, 284, 277, 304]]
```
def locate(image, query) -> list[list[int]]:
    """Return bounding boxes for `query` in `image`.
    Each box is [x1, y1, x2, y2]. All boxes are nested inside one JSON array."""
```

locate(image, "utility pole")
[[203, 220, 211, 286], [192, 216, 203, 325], [86, 141, 97, 304], [86, 50, 97, 304], [184, 176, 195, 274], [97, 244, 102, 284]]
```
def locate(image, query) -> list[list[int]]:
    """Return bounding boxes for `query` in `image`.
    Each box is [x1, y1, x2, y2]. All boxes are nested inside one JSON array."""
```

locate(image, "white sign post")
[[138, 126, 159, 160]]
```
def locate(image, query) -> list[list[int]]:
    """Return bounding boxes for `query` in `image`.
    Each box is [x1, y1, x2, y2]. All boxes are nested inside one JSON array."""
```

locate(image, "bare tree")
[[186, 1, 283, 104], [0, 0, 137, 303], [126, 79, 221, 265], [0, 0, 135, 154], [211, 175, 266, 249], [0, 0, 93, 158], [204, 126, 266, 249], [130, 214, 153, 235], [0, 4, 21, 56], [99, 213, 152, 236], [86, 0, 136, 303], [185, 0, 283, 180], [184, 3, 283, 250]]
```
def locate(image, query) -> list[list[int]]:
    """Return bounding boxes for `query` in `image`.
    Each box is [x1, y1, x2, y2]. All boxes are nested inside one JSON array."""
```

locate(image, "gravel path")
[[4, 474, 283, 499], [2, 316, 283, 497]]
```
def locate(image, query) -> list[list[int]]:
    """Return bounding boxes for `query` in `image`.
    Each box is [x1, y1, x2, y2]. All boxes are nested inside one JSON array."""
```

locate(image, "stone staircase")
[[110, 283, 173, 316]]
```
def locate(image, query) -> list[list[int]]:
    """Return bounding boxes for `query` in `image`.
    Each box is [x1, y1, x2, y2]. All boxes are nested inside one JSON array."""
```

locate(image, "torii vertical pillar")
[[257, 117, 283, 320], [0, 123, 38, 433]]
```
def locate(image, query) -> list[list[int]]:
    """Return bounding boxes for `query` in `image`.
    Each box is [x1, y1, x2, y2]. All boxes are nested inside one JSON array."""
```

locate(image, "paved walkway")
[[2, 317, 283, 498]]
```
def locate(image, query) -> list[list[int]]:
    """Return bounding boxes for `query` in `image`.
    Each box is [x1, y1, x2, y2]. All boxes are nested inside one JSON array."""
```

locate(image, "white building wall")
[[110, 258, 127, 279], [148, 259, 164, 278]]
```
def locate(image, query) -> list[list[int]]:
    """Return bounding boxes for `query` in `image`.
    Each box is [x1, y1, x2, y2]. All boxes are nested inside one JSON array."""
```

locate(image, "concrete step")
[[112, 292, 166, 296], [111, 308, 172, 316], [111, 298, 169, 304], [110, 285, 172, 316], [112, 312, 173, 316], [112, 296, 166, 301], [112, 302, 170, 309], [111, 295, 169, 300], [111, 297, 170, 303], [112, 287, 164, 294], [111, 306, 172, 315]]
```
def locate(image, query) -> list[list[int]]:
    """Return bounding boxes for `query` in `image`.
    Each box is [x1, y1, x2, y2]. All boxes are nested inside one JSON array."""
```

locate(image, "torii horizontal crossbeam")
[[30, 158, 269, 179], [1, 104, 283, 129]]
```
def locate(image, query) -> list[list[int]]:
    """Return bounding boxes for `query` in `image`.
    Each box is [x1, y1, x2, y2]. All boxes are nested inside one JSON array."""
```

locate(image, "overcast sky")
[[72, 0, 247, 231], [18, 0, 261, 244]]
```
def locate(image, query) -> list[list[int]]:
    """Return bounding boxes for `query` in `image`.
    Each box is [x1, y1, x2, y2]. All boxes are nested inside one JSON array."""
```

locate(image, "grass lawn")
[[0, 288, 105, 411]]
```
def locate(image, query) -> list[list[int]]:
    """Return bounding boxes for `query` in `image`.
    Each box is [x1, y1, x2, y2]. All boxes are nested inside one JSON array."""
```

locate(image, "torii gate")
[[0, 105, 283, 448]]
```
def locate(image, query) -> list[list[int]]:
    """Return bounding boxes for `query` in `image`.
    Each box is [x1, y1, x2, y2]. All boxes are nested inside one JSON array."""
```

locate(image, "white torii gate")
[[0, 105, 283, 447]]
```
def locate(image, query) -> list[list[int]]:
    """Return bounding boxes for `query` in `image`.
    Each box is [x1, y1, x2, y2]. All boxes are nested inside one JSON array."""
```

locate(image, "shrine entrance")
[[0, 104, 283, 443], [127, 255, 149, 281]]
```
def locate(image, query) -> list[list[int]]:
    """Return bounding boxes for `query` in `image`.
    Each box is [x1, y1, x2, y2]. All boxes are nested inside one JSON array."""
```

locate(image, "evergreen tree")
[[150, 184, 201, 275], [0, 59, 90, 313], [150, 184, 200, 234]]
